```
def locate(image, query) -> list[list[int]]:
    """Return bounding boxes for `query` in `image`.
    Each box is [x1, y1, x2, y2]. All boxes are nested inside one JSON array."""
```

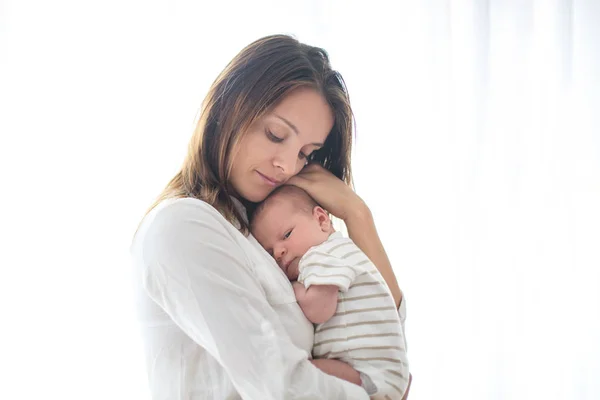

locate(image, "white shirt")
[[131, 197, 407, 399]]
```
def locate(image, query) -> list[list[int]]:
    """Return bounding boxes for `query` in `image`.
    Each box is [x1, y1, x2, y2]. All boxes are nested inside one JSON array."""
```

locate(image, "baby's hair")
[[250, 185, 319, 230]]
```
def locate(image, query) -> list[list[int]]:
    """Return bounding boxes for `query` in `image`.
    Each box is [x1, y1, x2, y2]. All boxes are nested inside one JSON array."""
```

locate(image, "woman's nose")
[[273, 148, 299, 176]]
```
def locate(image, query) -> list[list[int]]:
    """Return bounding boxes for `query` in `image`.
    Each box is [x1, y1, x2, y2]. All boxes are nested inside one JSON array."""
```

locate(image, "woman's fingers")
[[287, 163, 361, 221]]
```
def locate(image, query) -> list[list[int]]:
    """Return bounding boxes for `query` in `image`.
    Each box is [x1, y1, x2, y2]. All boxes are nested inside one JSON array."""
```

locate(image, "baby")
[[251, 185, 410, 400]]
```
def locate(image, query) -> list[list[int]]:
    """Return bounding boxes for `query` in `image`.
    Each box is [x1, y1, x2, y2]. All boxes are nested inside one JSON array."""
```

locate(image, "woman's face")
[[230, 87, 334, 203]]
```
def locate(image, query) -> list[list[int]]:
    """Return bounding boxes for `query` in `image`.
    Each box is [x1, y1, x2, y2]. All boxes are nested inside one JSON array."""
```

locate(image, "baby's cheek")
[[292, 233, 308, 251]]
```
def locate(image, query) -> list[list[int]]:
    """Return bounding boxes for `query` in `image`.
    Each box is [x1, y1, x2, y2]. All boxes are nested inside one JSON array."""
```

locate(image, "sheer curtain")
[[1, 1, 598, 399], [335, 2, 600, 400]]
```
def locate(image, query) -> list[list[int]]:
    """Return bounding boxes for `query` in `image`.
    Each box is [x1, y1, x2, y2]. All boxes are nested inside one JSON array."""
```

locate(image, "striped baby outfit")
[[298, 232, 410, 400]]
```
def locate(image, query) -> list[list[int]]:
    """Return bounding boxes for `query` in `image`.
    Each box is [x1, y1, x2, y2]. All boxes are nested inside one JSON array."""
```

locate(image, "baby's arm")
[[292, 282, 338, 324]]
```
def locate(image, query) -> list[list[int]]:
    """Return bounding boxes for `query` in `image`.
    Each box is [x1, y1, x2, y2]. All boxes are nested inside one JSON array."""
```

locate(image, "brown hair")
[[144, 34, 354, 234]]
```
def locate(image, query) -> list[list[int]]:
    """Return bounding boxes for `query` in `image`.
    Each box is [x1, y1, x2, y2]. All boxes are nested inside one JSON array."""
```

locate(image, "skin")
[[228, 86, 409, 395], [229, 87, 334, 203]]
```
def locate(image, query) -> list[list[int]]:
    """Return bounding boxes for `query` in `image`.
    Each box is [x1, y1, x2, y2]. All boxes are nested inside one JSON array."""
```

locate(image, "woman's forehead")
[[268, 87, 334, 140]]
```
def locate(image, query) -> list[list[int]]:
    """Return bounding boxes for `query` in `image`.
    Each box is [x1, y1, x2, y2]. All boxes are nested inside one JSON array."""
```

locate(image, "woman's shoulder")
[[133, 197, 241, 251], [131, 197, 259, 276], [154, 196, 227, 221]]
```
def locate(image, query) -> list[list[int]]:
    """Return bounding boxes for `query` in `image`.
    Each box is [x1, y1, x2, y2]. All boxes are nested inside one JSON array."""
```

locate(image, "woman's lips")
[[256, 171, 282, 187]]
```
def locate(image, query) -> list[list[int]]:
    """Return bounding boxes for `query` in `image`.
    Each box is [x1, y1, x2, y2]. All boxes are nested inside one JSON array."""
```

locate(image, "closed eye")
[[300, 147, 320, 160], [266, 129, 283, 143], [283, 229, 292, 239]]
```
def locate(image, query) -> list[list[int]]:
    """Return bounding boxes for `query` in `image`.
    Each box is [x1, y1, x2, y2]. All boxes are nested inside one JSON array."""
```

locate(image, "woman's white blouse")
[[131, 197, 408, 399]]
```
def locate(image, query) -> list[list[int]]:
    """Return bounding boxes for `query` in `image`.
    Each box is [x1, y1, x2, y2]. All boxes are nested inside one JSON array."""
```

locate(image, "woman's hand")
[[311, 358, 362, 386], [289, 163, 403, 307], [286, 163, 367, 222]]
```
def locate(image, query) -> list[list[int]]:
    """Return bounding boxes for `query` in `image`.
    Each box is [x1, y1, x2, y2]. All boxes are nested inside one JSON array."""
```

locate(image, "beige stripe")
[[351, 281, 380, 288], [303, 262, 354, 271], [386, 369, 409, 380], [338, 293, 389, 303], [353, 356, 404, 364], [303, 252, 368, 269], [315, 319, 400, 333], [328, 240, 353, 252], [318, 345, 404, 359], [335, 306, 397, 316], [352, 345, 404, 352], [340, 249, 362, 259], [302, 251, 332, 262], [358, 269, 379, 277], [385, 380, 404, 395], [313, 337, 347, 347], [351, 334, 402, 343], [317, 349, 348, 359], [303, 272, 353, 282], [314, 332, 399, 347]]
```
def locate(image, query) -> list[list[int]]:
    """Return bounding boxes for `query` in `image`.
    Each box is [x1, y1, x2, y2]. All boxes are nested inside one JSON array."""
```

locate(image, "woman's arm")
[[346, 205, 413, 397], [288, 164, 403, 307], [137, 199, 368, 399], [311, 358, 362, 386], [344, 204, 402, 307]]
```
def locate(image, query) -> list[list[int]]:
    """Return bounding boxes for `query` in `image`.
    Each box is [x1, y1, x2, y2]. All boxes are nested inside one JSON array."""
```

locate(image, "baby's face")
[[252, 199, 330, 281]]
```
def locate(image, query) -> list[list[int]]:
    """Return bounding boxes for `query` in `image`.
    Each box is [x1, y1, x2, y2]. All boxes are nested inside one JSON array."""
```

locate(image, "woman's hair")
[[146, 34, 354, 234]]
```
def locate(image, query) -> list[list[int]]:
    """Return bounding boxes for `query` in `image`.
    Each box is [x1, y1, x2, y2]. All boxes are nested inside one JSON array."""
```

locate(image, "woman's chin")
[[240, 187, 273, 203]]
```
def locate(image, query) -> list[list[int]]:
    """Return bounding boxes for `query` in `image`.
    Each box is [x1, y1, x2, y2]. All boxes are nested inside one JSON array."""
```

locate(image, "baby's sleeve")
[[297, 251, 356, 292]]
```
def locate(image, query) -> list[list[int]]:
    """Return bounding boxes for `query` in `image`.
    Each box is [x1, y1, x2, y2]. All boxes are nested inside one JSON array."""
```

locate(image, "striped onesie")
[[297, 232, 410, 400]]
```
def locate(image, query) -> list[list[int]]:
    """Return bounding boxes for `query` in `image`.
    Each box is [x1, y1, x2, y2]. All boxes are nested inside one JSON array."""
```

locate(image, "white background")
[[1, 1, 599, 399]]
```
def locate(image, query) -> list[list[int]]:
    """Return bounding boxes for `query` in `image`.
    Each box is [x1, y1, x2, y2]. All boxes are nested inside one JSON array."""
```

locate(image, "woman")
[[131, 34, 411, 399]]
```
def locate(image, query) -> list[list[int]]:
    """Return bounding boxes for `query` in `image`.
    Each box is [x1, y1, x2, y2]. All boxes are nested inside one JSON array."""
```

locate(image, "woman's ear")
[[313, 206, 331, 232]]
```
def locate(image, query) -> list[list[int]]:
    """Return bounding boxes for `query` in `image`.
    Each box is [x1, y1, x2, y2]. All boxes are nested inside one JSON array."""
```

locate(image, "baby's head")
[[251, 185, 334, 281]]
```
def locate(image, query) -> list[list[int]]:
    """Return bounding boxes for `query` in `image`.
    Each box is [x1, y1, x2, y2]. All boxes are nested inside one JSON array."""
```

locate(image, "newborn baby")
[[251, 185, 410, 399]]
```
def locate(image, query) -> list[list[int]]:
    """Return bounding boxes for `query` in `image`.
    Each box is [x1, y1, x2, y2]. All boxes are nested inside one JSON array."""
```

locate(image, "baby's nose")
[[274, 246, 287, 261]]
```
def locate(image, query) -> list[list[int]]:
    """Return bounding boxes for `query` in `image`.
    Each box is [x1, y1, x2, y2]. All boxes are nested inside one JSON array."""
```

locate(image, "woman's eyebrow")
[[273, 114, 324, 147], [274, 114, 299, 134]]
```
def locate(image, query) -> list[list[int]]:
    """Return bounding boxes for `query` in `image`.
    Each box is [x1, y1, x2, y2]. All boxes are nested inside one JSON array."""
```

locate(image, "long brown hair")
[[144, 34, 354, 235]]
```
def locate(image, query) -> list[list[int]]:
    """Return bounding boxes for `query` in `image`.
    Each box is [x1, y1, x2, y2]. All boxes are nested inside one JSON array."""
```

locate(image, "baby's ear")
[[313, 206, 331, 232]]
